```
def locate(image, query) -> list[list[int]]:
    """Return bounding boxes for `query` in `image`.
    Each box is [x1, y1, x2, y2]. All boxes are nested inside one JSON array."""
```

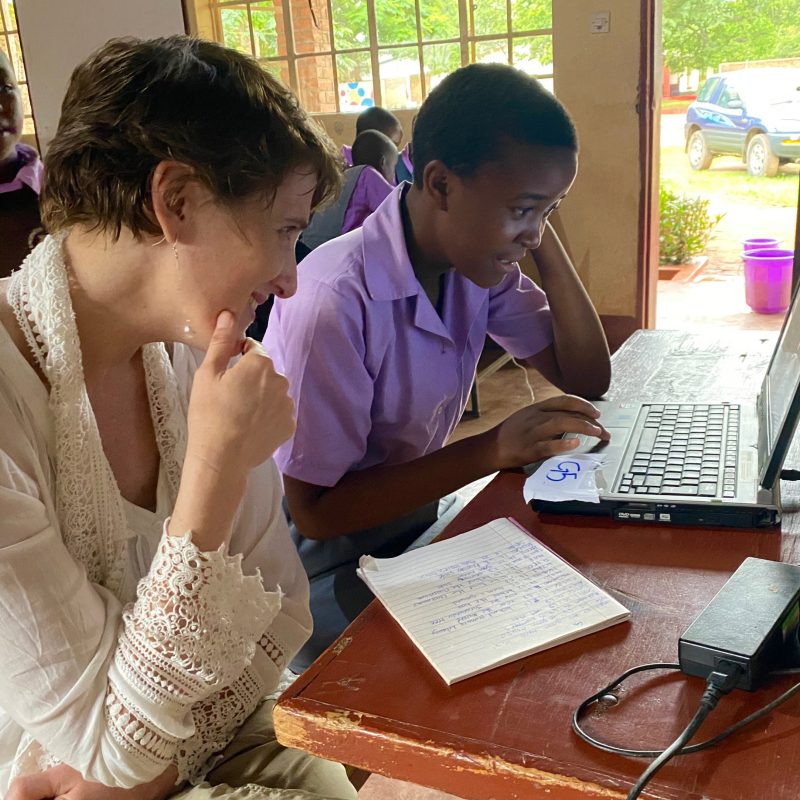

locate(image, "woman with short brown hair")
[[0, 35, 352, 800]]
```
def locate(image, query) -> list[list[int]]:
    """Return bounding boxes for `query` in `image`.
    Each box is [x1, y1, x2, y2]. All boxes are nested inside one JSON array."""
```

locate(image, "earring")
[[172, 240, 179, 261]]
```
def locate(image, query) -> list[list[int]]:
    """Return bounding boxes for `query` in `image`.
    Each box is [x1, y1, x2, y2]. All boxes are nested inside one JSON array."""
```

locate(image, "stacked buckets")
[[742, 238, 795, 314]]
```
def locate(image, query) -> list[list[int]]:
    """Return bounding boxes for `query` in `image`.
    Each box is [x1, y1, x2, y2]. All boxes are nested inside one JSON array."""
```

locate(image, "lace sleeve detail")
[[174, 634, 292, 784], [108, 527, 281, 779]]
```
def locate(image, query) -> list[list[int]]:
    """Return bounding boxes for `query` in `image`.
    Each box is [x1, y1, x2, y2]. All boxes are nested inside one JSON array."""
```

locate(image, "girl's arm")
[[285, 394, 607, 540], [521, 222, 611, 399]]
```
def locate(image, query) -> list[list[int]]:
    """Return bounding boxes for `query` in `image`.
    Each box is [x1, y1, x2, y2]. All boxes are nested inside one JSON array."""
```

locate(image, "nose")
[[517, 217, 546, 251], [270, 255, 298, 300]]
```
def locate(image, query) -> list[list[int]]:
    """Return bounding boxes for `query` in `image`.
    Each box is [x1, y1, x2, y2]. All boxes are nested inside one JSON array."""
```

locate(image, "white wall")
[[16, 0, 186, 152]]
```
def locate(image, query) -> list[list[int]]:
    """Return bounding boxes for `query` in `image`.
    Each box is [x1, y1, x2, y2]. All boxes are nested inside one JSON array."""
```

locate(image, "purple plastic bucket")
[[743, 237, 780, 254], [743, 248, 794, 314]]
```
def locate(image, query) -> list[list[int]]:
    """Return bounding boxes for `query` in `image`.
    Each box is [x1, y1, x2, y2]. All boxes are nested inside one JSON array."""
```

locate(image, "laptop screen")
[[760, 283, 800, 488]]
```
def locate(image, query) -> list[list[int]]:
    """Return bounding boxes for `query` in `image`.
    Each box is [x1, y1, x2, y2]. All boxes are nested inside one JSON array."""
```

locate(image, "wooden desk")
[[275, 330, 800, 800]]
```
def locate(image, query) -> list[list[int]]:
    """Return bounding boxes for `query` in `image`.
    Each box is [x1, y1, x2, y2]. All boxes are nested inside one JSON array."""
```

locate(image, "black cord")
[[574, 661, 800, 798], [626, 662, 742, 799]]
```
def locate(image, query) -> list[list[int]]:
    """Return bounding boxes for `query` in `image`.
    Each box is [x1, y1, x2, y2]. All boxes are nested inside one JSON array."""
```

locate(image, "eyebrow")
[[512, 192, 551, 202]]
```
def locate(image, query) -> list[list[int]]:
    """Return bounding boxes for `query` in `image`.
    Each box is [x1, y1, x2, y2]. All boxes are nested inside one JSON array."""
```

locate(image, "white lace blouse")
[[0, 323, 312, 793]]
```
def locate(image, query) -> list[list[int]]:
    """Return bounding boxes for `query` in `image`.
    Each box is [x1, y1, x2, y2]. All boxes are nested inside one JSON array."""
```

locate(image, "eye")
[[511, 207, 535, 220]]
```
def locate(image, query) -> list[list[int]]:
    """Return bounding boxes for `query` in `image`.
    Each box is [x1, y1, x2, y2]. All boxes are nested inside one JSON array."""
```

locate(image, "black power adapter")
[[680, 557, 800, 690]]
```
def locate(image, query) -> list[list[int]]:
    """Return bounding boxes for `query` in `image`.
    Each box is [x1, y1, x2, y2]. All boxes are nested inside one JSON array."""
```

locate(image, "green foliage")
[[659, 184, 724, 265], [324, 0, 551, 78], [221, 3, 279, 58], [663, 0, 800, 73]]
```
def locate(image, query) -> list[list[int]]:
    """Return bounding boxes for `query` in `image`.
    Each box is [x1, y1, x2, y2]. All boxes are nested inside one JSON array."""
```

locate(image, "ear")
[[150, 160, 205, 244], [421, 160, 450, 212]]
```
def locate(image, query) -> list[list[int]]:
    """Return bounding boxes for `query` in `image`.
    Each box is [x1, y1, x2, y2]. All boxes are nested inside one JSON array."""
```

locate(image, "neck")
[[403, 185, 451, 288], [62, 228, 169, 379], [0, 147, 19, 184]]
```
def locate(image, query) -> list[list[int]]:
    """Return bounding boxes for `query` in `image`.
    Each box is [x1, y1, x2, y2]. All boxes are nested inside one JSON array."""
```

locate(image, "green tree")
[[663, 0, 800, 73]]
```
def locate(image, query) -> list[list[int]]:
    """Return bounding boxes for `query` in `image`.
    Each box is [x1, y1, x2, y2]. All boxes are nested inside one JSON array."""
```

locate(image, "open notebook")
[[357, 517, 630, 685]]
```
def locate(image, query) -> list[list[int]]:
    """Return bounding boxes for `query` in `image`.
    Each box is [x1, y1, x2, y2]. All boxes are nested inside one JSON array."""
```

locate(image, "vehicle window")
[[697, 78, 718, 102], [718, 83, 743, 108]]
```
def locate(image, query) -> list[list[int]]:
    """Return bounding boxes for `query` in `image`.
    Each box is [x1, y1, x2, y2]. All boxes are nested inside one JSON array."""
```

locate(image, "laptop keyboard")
[[616, 404, 740, 498]]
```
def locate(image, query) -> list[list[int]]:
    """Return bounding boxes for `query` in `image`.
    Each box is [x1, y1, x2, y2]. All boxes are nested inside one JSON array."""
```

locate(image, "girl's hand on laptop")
[[488, 395, 610, 469]]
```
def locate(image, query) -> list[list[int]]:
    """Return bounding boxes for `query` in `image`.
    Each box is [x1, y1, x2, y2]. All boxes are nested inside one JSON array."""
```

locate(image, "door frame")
[[638, 0, 661, 330]]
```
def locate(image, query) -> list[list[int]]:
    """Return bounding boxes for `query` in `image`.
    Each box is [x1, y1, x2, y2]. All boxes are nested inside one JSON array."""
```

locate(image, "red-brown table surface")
[[275, 330, 800, 799]]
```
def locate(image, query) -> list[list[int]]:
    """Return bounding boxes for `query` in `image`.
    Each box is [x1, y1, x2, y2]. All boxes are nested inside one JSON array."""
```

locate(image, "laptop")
[[532, 283, 800, 529]]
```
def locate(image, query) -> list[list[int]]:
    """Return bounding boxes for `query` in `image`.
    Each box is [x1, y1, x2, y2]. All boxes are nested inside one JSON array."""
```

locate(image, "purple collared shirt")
[[341, 144, 353, 167], [341, 166, 394, 234], [0, 144, 43, 195], [264, 185, 553, 488]]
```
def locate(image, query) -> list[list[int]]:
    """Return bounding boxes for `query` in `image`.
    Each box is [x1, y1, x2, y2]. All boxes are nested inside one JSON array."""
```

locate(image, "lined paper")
[[357, 518, 630, 684]]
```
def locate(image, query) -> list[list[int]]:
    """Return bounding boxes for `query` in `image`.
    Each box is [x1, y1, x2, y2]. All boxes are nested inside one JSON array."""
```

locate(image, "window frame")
[[205, 0, 553, 112]]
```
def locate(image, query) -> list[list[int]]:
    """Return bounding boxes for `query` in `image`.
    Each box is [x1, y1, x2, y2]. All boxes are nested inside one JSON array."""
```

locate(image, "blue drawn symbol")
[[546, 460, 581, 482]]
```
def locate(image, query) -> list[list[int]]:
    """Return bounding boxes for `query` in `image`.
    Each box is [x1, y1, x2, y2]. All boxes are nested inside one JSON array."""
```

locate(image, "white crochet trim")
[[6, 235, 284, 784], [7, 234, 186, 598]]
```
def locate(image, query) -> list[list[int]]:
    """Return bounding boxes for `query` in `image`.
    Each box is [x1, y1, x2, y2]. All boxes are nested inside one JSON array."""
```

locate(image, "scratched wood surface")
[[275, 329, 800, 800]]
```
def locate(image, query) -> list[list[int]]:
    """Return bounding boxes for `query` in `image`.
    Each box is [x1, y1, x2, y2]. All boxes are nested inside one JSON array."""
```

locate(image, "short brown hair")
[[41, 36, 342, 238]]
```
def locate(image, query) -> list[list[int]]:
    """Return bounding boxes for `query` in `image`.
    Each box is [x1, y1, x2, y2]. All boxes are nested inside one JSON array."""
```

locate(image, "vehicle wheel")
[[687, 130, 713, 170], [746, 134, 780, 177]]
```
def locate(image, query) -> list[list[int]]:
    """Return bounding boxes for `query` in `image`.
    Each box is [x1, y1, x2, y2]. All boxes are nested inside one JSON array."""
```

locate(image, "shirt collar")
[[361, 183, 425, 302], [0, 143, 43, 195]]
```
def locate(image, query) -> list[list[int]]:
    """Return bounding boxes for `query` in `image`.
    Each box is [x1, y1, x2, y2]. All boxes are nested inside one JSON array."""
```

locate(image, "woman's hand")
[[488, 394, 610, 469], [186, 309, 295, 477], [6, 764, 179, 800], [169, 309, 296, 549]]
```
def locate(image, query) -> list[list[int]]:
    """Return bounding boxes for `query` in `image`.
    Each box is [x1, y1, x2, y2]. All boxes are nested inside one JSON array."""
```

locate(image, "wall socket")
[[591, 11, 611, 33]]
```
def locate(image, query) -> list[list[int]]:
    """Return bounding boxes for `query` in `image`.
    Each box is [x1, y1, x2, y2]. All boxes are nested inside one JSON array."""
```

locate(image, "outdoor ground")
[[656, 115, 798, 332]]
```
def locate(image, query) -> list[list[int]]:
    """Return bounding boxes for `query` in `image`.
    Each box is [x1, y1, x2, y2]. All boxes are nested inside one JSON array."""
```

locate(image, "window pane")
[[379, 47, 422, 108], [337, 51, 374, 111], [512, 0, 551, 31], [332, 0, 370, 50], [220, 6, 253, 55], [1, 0, 17, 31], [8, 32, 24, 80], [422, 42, 461, 92], [471, 0, 507, 36], [262, 59, 291, 86], [296, 55, 338, 112], [474, 38, 508, 64], [375, 0, 417, 45], [19, 80, 30, 116], [419, 0, 459, 41], [250, 1, 283, 57], [293, 0, 332, 54], [511, 35, 552, 74]]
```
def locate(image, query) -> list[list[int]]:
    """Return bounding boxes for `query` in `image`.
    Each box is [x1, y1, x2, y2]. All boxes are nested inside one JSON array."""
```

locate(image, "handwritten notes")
[[357, 518, 630, 685], [523, 454, 607, 504]]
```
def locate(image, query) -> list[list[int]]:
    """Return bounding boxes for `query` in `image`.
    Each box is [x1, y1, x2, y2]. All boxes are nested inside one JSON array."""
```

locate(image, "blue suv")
[[685, 68, 800, 177]]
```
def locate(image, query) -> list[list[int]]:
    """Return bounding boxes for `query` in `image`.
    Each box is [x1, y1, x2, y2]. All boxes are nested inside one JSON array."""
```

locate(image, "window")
[[718, 83, 742, 109], [696, 78, 718, 104], [200, 0, 552, 113], [0, 0, 34, 137]]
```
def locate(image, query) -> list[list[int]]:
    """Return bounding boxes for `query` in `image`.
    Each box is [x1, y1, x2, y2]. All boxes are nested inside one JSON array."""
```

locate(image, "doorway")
[[649, 3, 800, 333]]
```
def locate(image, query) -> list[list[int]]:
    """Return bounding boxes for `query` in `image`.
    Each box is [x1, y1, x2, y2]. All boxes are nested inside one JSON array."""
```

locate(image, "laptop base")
[[532, 498, 779, 529]]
